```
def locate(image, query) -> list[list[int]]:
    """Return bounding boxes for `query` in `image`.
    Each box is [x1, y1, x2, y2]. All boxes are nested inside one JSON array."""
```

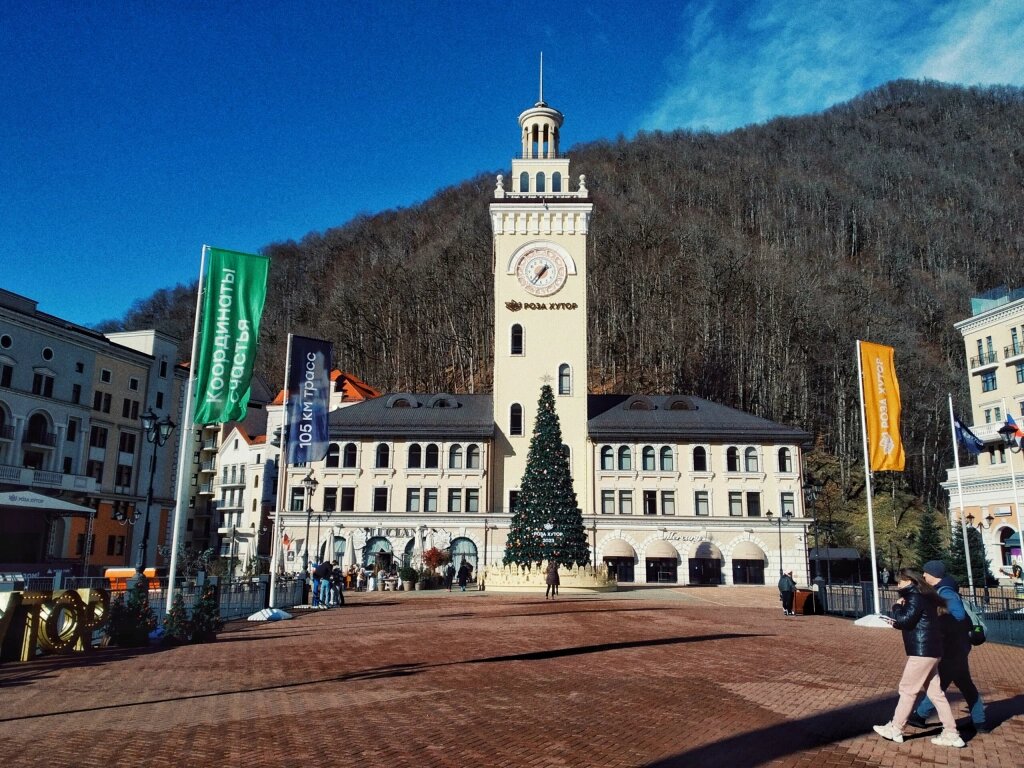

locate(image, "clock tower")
[[491, 84, 593, 515]]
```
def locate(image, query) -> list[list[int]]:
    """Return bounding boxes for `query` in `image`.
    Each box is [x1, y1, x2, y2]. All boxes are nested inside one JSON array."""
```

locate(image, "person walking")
[[545, 559, 560, 599], [310, 561, 322, 608], [777, 570, 796, 615], [908, 560, 985, 732], [457, 558, 473, 592], [872, 568, 965, 748], [445, 562, 456, 592], [314, 560, 333, 607]]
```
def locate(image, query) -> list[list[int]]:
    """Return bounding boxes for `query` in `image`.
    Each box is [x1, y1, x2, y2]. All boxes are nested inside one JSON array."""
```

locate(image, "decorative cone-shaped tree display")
[[190, 584, 224, 643], [162, 591, 192, 645], [107, 579, 157, 647], [504, 385, 591, 569]]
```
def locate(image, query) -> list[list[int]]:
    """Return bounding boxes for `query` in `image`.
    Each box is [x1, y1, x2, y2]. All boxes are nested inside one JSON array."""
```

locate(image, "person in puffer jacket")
[[872, 568, 965, 749]]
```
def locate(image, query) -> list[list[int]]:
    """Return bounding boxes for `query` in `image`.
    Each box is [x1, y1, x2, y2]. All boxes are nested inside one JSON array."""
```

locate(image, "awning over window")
[[602, 539, 636, 559], [691, 541, 723, 559], [645, 539, 678, 559], [731, 541, 766, 561]]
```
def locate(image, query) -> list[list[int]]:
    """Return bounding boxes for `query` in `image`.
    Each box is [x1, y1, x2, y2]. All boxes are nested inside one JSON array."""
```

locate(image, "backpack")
[[963, 601, 987, 646]]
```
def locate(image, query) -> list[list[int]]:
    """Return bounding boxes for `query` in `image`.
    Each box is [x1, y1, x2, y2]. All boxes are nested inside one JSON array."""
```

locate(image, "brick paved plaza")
[[1, 587, 1023, 767]]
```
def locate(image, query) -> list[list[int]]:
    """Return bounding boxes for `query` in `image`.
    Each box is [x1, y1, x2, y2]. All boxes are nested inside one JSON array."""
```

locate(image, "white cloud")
[[912, 0, 1024, 85], [639, 0, 1023, 134]]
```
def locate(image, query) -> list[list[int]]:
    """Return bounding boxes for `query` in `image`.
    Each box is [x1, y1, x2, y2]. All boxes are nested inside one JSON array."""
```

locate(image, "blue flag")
[[954, 418, 985, 455], [285, 335, 333, 464]]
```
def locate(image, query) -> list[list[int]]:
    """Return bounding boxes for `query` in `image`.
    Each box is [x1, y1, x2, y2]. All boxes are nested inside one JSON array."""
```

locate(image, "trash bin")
[[793, 589, 817, 615]]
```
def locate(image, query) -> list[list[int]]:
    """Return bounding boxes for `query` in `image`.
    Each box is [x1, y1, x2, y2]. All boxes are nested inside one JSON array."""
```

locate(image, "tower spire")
[[538, 52, 545, 106]]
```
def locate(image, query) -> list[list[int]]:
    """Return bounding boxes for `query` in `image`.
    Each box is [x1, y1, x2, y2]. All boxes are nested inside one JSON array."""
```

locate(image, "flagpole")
[[1002, 398, 1024, 573], [165, 245, 209, 613], [268, 333, 293, 608], [856, 340, 882, 615], [948, 394, 975, 592]]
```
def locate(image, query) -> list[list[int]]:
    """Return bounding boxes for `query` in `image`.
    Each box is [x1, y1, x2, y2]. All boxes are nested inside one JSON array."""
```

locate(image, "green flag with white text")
[[192, 247, 270, 424]]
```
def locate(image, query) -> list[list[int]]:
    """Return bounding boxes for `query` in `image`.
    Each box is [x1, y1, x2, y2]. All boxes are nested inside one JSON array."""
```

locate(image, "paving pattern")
[[1, 586, 1022, 767]]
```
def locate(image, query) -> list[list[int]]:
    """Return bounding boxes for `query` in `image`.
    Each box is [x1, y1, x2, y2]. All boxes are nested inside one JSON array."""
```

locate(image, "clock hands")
[[530, 263, 550, 284]]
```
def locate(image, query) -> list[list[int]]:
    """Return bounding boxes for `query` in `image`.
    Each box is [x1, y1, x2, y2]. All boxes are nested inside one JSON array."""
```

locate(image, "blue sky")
[[2, 0, 1022, 328]]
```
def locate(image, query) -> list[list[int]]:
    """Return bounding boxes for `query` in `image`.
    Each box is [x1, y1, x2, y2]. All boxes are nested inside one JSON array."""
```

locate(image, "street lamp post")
[[966, 512, 995, 602], [136, 408, 176, 577], [300, 470, 319, 572], [765, 509, 794, 577], [802, 482, 821, 580]]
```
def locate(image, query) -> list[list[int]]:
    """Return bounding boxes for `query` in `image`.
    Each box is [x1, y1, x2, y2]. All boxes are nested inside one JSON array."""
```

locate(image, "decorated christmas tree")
[[162, 591, 192, 644], [190, 583, 224, 642], [503, 384, 591, 569], [107, 579, 157, 647]]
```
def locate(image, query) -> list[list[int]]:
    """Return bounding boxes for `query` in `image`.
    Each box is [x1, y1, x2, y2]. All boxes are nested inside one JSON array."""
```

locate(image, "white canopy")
[[0, 490, 93, 514]]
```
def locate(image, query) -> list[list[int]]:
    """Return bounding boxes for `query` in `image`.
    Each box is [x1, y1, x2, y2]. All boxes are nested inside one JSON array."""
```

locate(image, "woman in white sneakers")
[[873, 568, 965, 748]]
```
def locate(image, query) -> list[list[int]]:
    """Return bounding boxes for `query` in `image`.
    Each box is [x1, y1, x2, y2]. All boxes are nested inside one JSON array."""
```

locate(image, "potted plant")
[[416, 569, 431, 590], [399, 565, 417, 592]]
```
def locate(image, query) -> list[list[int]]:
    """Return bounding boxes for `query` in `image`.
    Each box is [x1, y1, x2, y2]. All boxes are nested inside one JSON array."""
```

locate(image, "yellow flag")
[[859, 341, 905, 471]]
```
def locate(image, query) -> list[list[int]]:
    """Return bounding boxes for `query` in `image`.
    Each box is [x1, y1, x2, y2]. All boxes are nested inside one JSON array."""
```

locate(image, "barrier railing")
[[822, 582, 1024, 646]]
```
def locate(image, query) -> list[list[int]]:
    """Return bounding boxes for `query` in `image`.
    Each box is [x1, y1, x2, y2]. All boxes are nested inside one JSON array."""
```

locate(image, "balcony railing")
[[970, 351, 999, 368], [199, 460, 216, 472], [22, 431, 57, 447], [0, 463, 98, 492], [201, 439, 218, 451], [1005, 343, 1024, 359]]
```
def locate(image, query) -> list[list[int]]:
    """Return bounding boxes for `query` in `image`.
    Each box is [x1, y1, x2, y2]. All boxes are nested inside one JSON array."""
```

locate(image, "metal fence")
[[822, 582, 1024, 647], [3, 573, 306, 624]]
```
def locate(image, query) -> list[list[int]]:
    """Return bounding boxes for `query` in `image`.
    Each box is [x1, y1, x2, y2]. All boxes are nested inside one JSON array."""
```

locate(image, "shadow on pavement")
[[644, 693, 1024, 767]]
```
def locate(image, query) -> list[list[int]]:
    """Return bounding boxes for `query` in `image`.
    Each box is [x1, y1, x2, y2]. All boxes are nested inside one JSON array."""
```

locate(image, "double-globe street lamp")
[[765, 508, 794, 578], [300, 470, 319, 572], [135, 408, 175, 576]]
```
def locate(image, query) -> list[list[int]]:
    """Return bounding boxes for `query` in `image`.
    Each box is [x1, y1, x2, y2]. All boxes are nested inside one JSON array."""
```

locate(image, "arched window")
[[778, 447, 792, 473], [510, 404, 524, 436], [726, 447, 739, 472], [562, 444, 571, 465], [693, 446, 707, 472], [558, 363, 571, 395], [408, 444, 422, 469], [425, 443, 439, 469], [511, 324, 524, 355], [252, 499, 257, 512], [449, 445, 463, 469], [536, 172, 546, 193], [325, 443, 340, 468], [642, 446, 655, 472], [519, 171, 529, 193], [375, 443, 390, 469], [660, 447, 674, 472], [552, 172, 562, 192], [617, 446, 632, 471], [744, 447, 759, 472], [343, 443, 357, 468], [600, 445, 614, 470], [467, 444, 481, 469]]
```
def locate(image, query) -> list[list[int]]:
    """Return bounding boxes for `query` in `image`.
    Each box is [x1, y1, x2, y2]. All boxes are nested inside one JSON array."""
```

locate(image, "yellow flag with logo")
[[859, 341, 905, 471]]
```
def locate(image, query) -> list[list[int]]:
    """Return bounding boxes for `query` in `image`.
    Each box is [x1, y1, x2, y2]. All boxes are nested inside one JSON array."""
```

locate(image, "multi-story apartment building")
[[0, 288, 186, 574], [943, 287, 1024, 579]]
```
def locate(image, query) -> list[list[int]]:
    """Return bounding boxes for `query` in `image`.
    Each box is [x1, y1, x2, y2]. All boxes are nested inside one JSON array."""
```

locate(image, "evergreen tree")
[[948, 524, 992, 588], [190, 584, 224, 642], [107, 579, 157, 647], [162, 591, 192, 644], [913, 508, 947, 569], [503, 385, 590, 569]]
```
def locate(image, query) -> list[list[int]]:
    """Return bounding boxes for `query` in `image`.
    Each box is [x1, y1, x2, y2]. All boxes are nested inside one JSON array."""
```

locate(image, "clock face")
[[515, 248, 568, 297]]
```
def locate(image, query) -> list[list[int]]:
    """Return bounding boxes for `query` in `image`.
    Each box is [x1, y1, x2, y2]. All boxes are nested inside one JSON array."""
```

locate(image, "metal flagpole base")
[[854, 613, 894, 629]]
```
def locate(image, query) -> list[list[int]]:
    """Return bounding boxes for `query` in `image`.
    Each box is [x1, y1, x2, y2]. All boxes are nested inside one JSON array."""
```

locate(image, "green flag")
[[193, 247, 270, 424]]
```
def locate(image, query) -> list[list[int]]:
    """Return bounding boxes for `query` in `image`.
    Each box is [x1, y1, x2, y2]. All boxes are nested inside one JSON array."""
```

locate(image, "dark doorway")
[[732, 559, 765, 585], [645, 558, 678, 584], [605, 557, 635, 582], [688, 557, 722, 585]]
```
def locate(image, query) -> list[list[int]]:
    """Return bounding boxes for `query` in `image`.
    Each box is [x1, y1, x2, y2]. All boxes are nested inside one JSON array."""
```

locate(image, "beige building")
[[943, 288, 1024, 578], [0, 289, 185, 574], [274, 92, 812, 585]]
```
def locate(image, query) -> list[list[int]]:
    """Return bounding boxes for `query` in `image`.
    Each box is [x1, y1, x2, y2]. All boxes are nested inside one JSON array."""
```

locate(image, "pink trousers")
[[891, 655, 957, 732]]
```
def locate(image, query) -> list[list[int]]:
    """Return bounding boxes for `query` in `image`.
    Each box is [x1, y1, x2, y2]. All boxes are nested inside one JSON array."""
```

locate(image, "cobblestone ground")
[[1, 587, 1022, 768]]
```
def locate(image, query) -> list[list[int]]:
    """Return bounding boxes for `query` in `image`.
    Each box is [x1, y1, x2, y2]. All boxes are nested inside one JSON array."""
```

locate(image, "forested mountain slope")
[[104, 80, 1024, 510]]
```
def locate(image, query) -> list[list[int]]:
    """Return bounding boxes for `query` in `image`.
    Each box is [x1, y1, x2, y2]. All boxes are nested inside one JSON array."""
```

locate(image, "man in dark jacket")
[[908, 560, 986, 732], [778, 570, 796, 615], [314, 560, 333, 608]]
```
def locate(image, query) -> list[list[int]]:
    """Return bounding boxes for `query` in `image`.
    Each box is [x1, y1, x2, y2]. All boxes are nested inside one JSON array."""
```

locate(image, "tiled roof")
[[327, 393, 495, 439], [587, 394, 810, 444]]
